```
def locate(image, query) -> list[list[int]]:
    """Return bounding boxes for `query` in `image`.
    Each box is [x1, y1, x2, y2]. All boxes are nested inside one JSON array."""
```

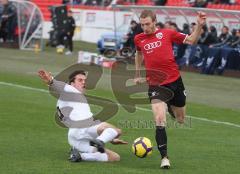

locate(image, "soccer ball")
[[56, 45, 64, 54], [56, 47, 64, 54], [132, 137, 153, 158]]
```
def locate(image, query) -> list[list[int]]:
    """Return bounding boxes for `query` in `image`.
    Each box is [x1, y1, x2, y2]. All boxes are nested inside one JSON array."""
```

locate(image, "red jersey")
[[134, 29, 187, 85]]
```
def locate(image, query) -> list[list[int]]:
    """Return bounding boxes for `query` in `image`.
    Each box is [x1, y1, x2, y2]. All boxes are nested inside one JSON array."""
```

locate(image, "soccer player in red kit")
[[134, 10, 206, 169]]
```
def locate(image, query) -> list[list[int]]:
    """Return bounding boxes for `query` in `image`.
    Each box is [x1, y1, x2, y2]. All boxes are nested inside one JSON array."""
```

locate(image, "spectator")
[[182, 23, 190, 35], [175, 23, 190, 62], [124, 20, 143, 50], [198, 25, 213, 46], [210, 26, 232, 47], [169, 22, 181, 32], [164, 21, 180, 31], [232, 29, 240, 48], [65, 10, 76, 55], [164, 21, 172, 29], [0, 0, 17, 42], [208, 25, 218, 44], [156, 22, 164, 29], [226, 29, 240, 48]]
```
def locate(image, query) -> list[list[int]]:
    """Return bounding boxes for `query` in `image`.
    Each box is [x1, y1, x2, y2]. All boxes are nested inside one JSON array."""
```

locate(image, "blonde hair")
[[140, 10, 156, 22]]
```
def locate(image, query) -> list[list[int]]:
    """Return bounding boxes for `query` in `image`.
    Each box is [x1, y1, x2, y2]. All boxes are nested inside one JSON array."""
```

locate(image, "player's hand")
[[111, 138, 128, 145], [38, 69, 53, 85], [197, 12, 206, 27], [134, 77, 146, 84]]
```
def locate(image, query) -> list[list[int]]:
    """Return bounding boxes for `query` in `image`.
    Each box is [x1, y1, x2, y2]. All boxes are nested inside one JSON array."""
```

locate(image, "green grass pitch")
[[0, 42, 240, 174]]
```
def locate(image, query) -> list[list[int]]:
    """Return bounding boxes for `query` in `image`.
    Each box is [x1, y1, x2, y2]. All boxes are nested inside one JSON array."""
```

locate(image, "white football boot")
[[160, 157, 170, 169]]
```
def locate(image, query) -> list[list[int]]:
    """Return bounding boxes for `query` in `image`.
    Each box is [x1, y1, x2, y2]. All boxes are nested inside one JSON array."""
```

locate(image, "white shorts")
[[68, 124, 100, 153]]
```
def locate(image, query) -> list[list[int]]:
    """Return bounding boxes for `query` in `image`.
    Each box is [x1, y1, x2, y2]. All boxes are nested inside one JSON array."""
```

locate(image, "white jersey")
[[49, 79, 99, 141], [56, 84, 93, 121]]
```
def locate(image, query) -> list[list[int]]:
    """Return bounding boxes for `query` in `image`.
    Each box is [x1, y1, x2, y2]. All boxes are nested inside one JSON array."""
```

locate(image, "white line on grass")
[[135, 106, 240, 128], [1, 81, 240, 128], [0, 81, 48, 93]]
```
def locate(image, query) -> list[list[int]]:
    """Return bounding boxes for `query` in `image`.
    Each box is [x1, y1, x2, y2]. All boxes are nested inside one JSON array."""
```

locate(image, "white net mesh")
[[11, 0, 44, 50]]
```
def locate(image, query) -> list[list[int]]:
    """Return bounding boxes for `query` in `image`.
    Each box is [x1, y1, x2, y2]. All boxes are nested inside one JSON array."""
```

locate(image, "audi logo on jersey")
[[144, 41, 162, 50]]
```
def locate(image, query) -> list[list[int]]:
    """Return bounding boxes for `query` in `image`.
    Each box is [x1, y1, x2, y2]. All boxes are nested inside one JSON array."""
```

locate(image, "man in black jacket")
[[210, 26, 232, 48], [0, 0, 17, 42], [65, 10, 76, 55], [124, 20, 143, 51]]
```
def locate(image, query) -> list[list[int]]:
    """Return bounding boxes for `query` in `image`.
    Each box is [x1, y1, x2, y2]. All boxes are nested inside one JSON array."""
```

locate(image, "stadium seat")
[[137, 0, 154, 5], [207, 3, 240, 10], [166, 0, 188, 7]]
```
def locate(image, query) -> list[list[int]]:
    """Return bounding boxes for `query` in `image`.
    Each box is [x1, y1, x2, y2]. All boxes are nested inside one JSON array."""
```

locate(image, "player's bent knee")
[[97, 122, 110, 134]]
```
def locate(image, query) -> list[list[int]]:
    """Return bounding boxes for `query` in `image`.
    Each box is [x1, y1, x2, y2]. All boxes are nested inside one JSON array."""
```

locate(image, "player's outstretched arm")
[[38, 69, 66, 97], [184, 12, 206, 45]]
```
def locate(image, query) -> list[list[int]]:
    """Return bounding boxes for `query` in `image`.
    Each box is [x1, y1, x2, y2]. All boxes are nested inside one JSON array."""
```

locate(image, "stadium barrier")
[[39, 6, 240, 43]]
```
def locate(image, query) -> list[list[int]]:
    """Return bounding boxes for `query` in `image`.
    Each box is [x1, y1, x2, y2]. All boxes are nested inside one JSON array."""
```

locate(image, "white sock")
[[96, 128, 118, 143], [81, 152, 108, 162]]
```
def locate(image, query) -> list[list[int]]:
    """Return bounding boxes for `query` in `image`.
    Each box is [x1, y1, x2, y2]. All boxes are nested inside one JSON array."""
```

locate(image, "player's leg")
[[105, 149, 120, 162], [171, 105, 186, 124], [167, 77, 186, 124], [68, 137, 109, 162], [70, 148, 120, 162], [97, 122, 122, 139], [80, 151, 109, 162], [151, 99, 170, 169], [89, 122, 122, 152], [68, 136, 120, 162], [151, 99, 167, 158]]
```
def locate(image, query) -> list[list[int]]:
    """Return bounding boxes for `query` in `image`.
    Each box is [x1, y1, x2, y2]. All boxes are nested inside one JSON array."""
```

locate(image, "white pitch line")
[[136, 106, 240, 128], [1, 81, 240, 128], [187, 116, 240, 128], [0, 81, 48, 93]]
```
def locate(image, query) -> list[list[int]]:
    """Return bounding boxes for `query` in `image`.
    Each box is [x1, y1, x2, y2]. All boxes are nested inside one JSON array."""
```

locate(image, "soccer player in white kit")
[[38, 69, 127, 162]]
